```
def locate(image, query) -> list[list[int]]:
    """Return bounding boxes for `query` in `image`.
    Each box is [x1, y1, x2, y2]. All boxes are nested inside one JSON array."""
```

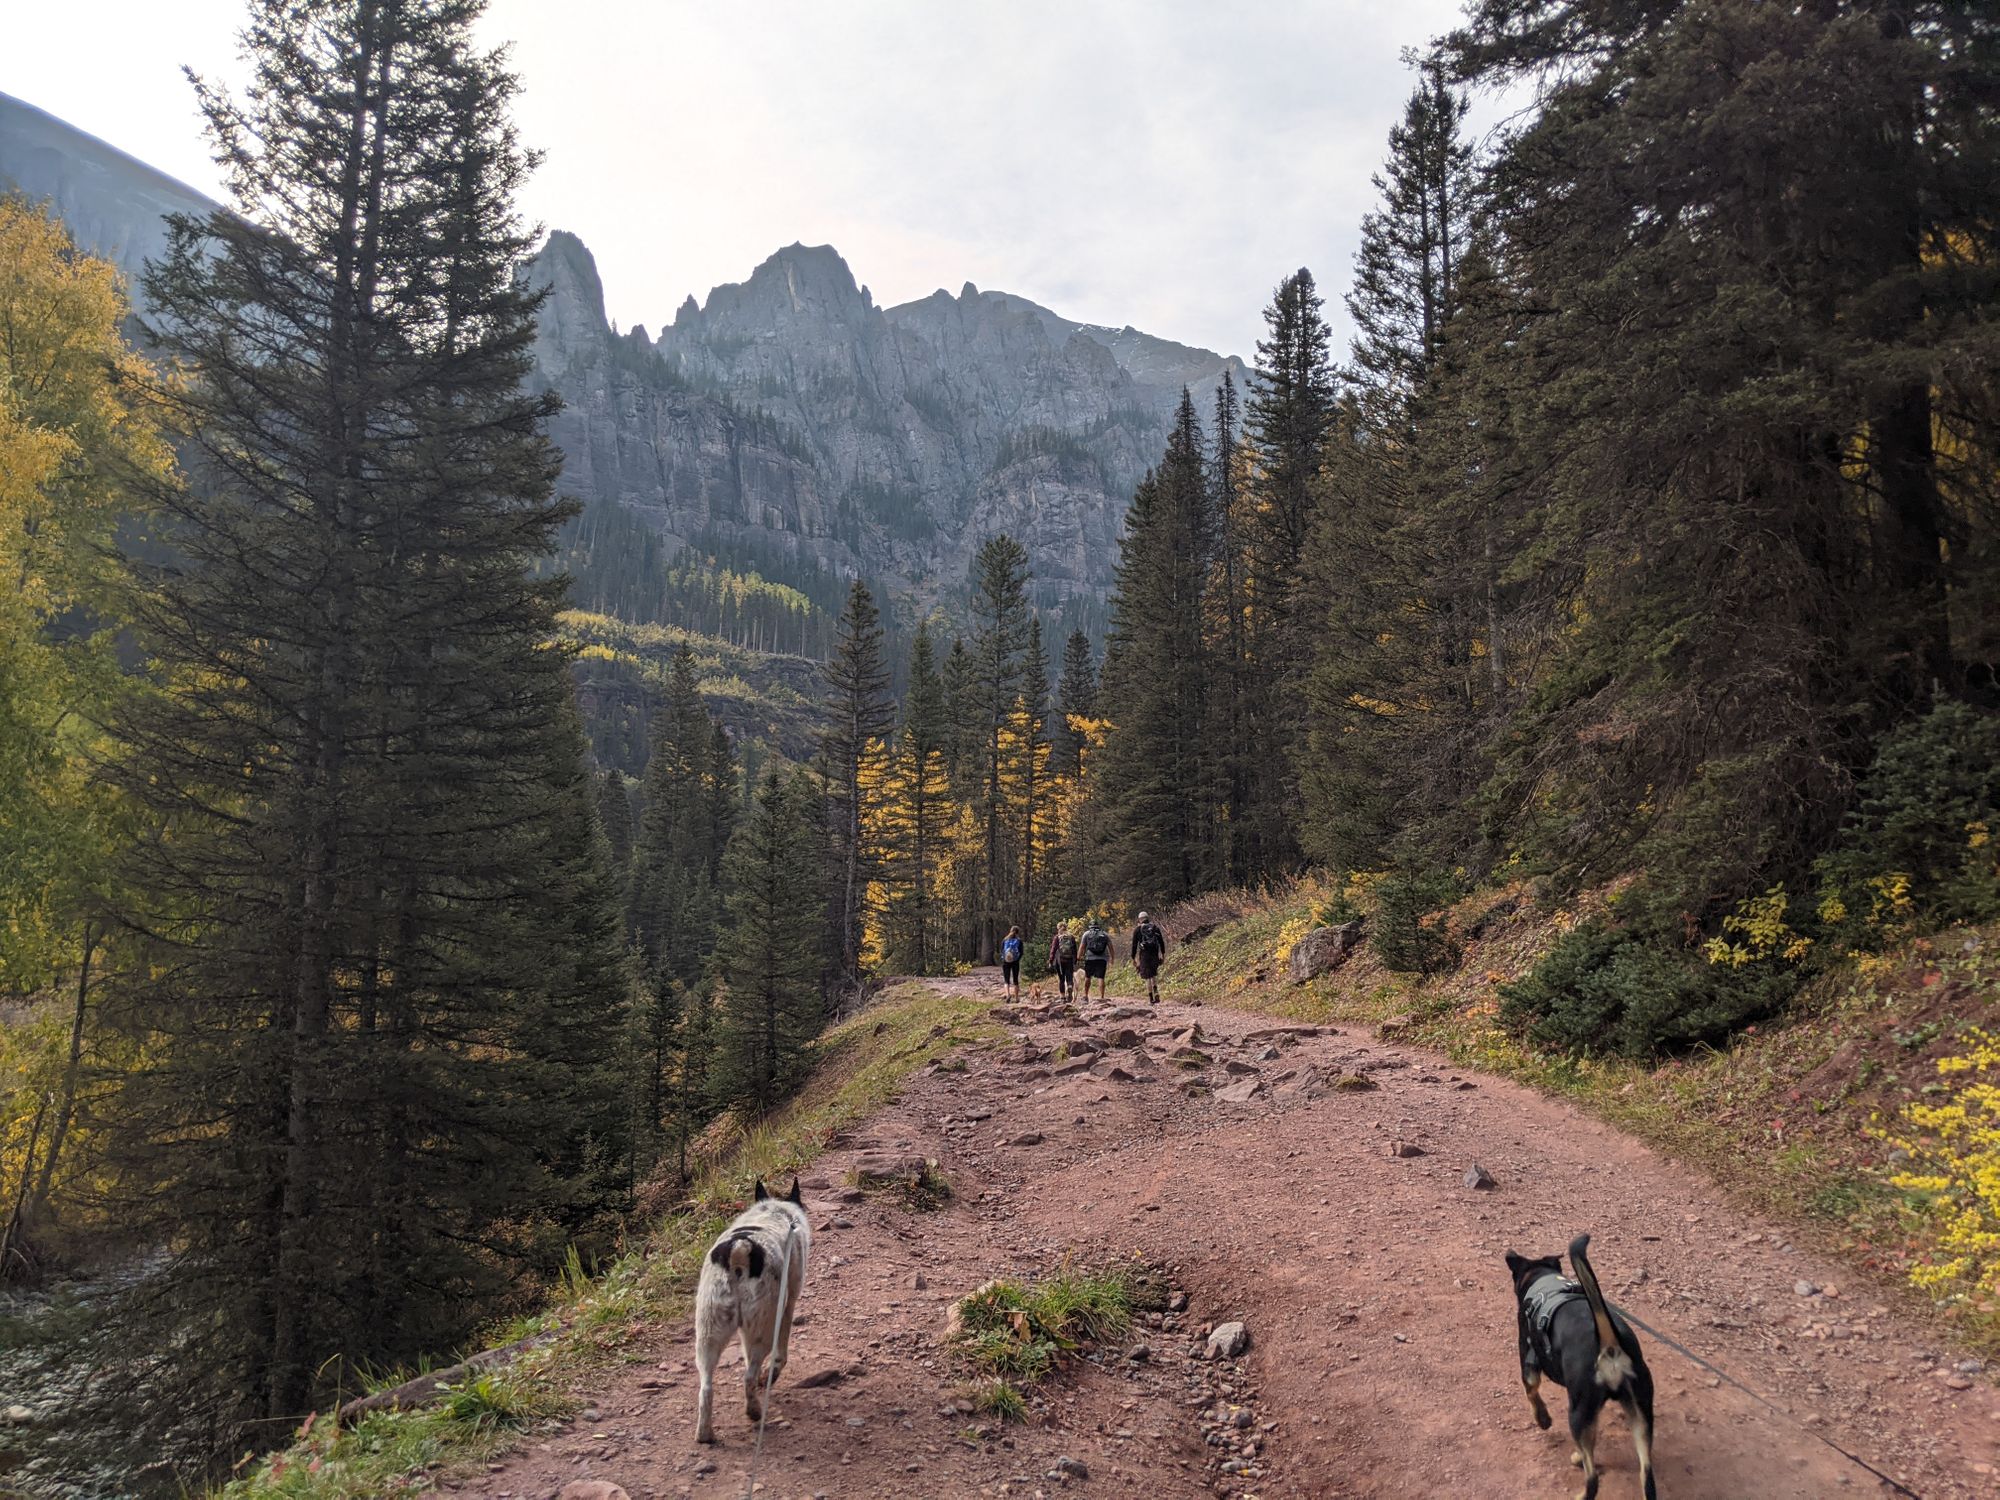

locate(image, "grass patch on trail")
[[1141, 878, 2000, 1350], [848, 1157, 954, 1212], [946, 1265, 1137, 1419], [222, 983, 998, 1499]]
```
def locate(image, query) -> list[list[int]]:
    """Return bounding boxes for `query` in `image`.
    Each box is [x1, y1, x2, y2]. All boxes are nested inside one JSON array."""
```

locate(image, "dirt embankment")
[[460, 976, 1999, 1500]]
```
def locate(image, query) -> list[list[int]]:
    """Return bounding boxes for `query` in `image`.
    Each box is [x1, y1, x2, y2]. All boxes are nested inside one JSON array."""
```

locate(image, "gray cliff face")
[[528, 235, 1247, 618], [0, 91, 216, 295], [2, 90, 1249, 629], [526, 233, 857, 584]]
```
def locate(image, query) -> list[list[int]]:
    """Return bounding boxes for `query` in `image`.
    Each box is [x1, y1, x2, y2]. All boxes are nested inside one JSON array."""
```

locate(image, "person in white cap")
[[1130, 910, 1168, 1005]]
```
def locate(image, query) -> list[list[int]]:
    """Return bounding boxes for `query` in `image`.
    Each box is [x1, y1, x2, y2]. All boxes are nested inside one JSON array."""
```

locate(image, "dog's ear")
[[1504, 1250, 1530, 1276], [753, 1178, 769, 1201], [787, 1176, 803, 1206]]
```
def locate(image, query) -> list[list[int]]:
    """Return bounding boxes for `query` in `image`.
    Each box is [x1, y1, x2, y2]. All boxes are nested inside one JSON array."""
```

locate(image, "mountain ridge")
[[2, 91, 1246, 639]]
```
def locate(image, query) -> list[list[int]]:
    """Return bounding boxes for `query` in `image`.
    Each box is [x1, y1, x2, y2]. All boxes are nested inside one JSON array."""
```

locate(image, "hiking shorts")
[[1082, 957, 1108, 980], [1135, 950, 1162, 981]]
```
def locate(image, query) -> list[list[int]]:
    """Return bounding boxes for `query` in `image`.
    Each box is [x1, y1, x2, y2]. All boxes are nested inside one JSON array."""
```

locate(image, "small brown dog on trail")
[[1028, 983, 1046, 1003]]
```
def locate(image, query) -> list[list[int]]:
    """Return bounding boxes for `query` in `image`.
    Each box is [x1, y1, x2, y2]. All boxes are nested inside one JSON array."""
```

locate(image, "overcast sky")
[[5, 0, 1481, 359]]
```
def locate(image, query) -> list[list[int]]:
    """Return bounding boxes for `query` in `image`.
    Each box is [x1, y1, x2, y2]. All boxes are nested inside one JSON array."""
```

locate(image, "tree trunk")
[[0, 1094, 49, 1280], [271, 8, 386, 1418], [28, 921, 95, 1224]]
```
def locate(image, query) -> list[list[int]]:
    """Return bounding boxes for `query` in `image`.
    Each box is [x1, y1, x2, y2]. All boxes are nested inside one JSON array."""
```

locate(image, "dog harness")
[[1523, 1272, 1589, 1344]]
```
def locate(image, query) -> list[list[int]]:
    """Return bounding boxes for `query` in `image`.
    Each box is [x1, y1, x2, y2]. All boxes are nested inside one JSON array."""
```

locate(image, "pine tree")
[[821, 580, 894, 981], [631, 645, 724, 990], [97, 0, 626, 1444], [1301, 62, 1485, 875], [967, 536, 1031, 959], [1241, 269, 1337, 875], [626, 648, 735, 1174], [1095, 391, 1218, 903], [1347, 62, 1476, 429], [1437, 0, 2000, 1044], [711, 771, 829, 1114], [1246, 270, 1338, 614], [597, 768, 634, 873], [1204, 372, 1253, 882], [1055, 628, 1097, 778], [942, 635, 975, 790]]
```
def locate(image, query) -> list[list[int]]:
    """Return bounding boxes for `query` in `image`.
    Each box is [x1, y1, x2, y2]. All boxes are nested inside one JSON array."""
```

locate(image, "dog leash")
[[743, 1220, 796, 1500], [1615, 1306, 1927, 1499]]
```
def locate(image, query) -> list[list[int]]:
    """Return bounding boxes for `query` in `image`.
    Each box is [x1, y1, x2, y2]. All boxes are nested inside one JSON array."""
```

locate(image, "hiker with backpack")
[[1048, 925, 1080, 1001], [1131, 910, 1168, 1005], [1000, 924, 1025, 997], [1080, 924, 1112, 1004]]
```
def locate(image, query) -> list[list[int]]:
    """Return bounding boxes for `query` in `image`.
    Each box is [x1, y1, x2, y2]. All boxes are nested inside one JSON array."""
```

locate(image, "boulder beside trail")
[[1206, 1321, 1252, 1359], [1287, 920, 1366, 983]]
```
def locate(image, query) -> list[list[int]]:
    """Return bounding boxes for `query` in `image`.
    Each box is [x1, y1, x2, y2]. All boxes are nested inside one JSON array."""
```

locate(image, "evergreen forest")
[[0, 1, 1995, 1491]]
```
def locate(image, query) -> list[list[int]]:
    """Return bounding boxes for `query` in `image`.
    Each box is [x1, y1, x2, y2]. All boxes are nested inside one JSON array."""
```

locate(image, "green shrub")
[[1815, 700, 2000, 940], [1500, 921, 1790, 1057], [1371, 867, 1461, 974]]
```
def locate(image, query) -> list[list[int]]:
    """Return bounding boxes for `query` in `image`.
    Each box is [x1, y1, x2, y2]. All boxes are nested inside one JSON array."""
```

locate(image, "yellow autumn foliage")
[[1884, 1028, 2000, 1301], [0, 196, 174, 990]]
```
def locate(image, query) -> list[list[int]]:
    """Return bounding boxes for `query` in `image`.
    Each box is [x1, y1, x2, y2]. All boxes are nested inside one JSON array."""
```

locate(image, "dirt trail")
[[462, 977, 1999, 1500]]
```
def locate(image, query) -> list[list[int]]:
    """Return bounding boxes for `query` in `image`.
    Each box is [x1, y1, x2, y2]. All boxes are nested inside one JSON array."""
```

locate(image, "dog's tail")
[[1569, 1233, 1634, 1388]]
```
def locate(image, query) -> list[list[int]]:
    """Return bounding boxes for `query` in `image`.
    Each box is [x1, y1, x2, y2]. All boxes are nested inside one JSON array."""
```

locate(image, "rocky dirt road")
[[462, 978, 1999, 1500]]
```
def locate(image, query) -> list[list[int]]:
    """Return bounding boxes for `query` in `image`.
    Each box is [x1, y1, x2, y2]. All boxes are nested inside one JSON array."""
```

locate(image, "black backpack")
[[1082, 928, 1110, 959], [1137, 923, 1164, 959], [1057, 933, 1079, 963]]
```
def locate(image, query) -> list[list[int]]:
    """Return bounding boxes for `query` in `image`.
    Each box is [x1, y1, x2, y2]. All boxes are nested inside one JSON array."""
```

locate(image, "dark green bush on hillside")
[[1505, 703, 2000, 1057], [1500, 921, 1789, 1058], [1371, 867, 1462, 975], [1815, 701, 2000, 937]]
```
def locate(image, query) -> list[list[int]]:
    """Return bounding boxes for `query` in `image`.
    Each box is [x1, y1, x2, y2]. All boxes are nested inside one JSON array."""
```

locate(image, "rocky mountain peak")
[[2, 91, 1252, 646], [692, 242, 871, 332], [522, 229, 613, 369]]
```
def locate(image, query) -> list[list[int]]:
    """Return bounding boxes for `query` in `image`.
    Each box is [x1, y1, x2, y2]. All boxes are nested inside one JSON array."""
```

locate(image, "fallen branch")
[[335, 1325, 563, 1426]]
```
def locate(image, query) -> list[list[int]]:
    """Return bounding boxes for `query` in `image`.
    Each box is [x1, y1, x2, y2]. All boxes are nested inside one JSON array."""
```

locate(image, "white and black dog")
[[693, 1177, 811, 1445]]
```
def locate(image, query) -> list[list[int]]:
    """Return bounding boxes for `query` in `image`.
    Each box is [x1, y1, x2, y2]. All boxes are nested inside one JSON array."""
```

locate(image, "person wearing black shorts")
[[1078, 918, 1112, 1001], [1131, 910, 1168, 1005]]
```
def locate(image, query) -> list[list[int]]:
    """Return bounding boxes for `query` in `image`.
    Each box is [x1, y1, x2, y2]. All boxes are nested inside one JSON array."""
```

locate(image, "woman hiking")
[[1048, 924, 1080, 1002], [1131, 910, 1168, 1005], [1000, 924, 1025, 997]]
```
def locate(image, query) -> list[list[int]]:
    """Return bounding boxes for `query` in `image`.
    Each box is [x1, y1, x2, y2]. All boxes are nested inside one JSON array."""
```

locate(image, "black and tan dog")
[[1505, 1233, 1657, 1499]]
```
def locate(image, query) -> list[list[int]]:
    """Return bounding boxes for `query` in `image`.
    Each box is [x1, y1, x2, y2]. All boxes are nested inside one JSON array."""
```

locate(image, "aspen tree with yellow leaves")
[[0, 198, 172, 1278]]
